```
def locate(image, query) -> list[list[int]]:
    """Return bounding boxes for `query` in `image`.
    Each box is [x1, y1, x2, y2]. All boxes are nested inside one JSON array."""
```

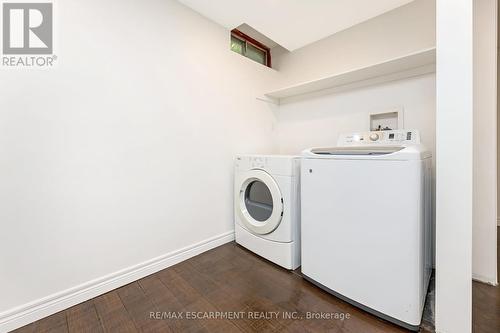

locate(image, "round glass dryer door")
[[237, 169, 283, 235], [245, 180, 273, 221]]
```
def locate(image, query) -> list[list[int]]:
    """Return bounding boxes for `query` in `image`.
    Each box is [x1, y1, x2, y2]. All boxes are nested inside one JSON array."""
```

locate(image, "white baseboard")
[[0, 231, 235, 333], [472, 273, 498, 286]]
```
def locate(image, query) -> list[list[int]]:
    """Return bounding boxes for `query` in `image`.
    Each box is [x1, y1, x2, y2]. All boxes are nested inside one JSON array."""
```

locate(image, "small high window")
[[230, 29, 271, 68]]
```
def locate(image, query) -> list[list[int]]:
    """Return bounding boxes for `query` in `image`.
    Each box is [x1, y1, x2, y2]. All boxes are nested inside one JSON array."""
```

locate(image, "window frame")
[[231, 29, 272, 68]]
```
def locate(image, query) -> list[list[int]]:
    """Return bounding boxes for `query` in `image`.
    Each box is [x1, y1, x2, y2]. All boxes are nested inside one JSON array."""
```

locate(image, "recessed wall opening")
[[230, 23, 284, 68], [231, 29, 271, 67]]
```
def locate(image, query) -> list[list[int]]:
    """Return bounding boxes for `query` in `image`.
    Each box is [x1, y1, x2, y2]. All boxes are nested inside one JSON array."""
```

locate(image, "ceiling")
[[177, 0, 416, 51]]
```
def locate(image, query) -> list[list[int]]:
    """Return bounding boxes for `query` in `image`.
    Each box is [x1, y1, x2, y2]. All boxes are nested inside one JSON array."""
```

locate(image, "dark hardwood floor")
[[11, 230, 500, 332], [472, 227, 500, 333], [12, 242, 425, 333]]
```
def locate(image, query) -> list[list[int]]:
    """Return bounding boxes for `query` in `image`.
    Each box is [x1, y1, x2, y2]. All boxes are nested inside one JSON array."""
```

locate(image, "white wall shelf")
[[260, 47, 436, 105]]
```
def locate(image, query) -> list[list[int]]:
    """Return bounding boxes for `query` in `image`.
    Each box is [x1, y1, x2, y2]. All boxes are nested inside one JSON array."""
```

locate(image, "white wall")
[[497, 0, 500, 230], [272, 0, 436, 85], [274, 75, 436, 155], [271, 0, 436, 154], [0, 0, 278, 328], [435, 0, 473, 332], [498, 1, 500, 229], [473, 0, 498, 286]]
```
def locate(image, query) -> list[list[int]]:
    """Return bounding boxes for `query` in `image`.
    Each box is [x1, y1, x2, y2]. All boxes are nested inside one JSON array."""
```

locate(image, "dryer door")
[[237, 170, 283, 235]]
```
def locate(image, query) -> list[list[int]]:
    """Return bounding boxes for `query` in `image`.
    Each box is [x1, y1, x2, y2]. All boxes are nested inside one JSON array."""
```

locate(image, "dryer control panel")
[[337, 130, 421, 146]]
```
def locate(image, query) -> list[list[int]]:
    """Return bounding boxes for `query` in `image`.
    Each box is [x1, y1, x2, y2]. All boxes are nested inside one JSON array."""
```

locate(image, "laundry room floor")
[[12, 242, 434, 333], [472, 226, 500, 333], [13, 235, 499, 333], [11, 236, 500, 333]]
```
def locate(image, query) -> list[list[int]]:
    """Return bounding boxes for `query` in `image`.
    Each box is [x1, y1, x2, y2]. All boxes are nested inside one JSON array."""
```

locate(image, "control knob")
[[369, 133, 380, 141]]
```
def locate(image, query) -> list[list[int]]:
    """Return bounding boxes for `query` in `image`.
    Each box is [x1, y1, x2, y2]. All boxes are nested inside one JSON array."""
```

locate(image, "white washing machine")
[[234, 155, 300, 270], [301, 130, 432, 331]]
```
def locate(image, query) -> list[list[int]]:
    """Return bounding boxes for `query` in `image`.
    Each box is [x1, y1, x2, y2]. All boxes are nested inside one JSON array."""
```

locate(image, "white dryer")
[[234, 155, 300, 270], [301, 130, 432, 331]]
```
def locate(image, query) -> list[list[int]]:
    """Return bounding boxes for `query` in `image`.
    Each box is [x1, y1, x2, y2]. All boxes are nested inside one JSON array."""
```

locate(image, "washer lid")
[[311, 146, 404, 156], [302, 129, 431, 160], [302, 144, 431, 160]]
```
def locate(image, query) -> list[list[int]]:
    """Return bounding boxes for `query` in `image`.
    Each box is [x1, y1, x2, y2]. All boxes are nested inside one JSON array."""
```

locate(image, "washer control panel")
[[338, 130, 421, 146]]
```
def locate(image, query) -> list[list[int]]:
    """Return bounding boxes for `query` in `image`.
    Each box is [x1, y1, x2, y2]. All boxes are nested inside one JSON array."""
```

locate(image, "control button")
[[389, 133, 395, 139], [406, 132, 412, 140], [369, 133, 380, 141]]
